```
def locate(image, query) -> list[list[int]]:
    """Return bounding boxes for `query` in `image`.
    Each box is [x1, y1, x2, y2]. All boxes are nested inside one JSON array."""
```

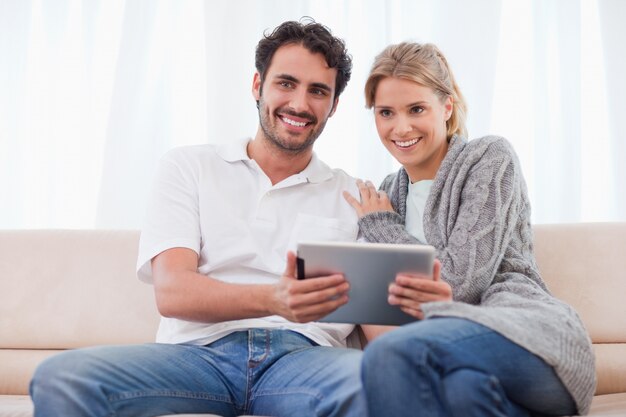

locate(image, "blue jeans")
[[361, 318, 577, 417], [30, 329, 365, 417]]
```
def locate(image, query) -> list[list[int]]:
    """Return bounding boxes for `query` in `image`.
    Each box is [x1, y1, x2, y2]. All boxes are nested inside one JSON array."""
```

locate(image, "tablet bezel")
[[296, 241, 436, 325]]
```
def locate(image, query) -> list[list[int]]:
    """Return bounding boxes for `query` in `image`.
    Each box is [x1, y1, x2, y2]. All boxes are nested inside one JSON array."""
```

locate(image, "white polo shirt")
[[137, 138, 359, 347]]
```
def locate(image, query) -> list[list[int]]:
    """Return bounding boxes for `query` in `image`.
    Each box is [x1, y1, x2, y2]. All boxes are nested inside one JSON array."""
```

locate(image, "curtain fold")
[[598, 0, 626, 221]]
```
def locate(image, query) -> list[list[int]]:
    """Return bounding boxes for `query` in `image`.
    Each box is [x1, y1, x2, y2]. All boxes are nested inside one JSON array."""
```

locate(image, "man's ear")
[[328, 97, 339, 118], [252, 72, 262, 101]]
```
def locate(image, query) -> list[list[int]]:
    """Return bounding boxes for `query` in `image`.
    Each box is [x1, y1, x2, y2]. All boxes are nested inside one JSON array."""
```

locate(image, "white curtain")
[[1, 0, 624, 229]]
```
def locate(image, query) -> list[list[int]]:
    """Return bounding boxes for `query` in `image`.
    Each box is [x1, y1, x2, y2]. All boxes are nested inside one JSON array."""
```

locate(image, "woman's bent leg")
[[361, 318, 576, 417], [442, 368, 529, 417]]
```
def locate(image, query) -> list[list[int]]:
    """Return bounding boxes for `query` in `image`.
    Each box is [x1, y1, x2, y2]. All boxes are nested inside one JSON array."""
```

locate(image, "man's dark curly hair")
[[255, 18, 352, 100]]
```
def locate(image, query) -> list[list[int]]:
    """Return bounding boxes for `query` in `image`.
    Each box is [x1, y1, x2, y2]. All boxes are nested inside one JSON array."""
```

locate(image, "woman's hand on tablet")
[[388, 259, 452, 319], [343, 179, 395, 218]]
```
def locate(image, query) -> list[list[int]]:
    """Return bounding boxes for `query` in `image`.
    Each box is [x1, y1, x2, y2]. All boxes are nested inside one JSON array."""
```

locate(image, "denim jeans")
[[30, 329, 365, 417], [361, 318, 577, 417]]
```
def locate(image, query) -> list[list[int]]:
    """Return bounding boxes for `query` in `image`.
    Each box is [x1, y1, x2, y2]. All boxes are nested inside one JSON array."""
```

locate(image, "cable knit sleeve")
[[427, 138, 523, 304], [358, 211, 418, 244]]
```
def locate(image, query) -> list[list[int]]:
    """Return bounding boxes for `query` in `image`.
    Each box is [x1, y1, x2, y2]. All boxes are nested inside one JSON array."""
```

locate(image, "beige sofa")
[[1, 225, 625, 417]]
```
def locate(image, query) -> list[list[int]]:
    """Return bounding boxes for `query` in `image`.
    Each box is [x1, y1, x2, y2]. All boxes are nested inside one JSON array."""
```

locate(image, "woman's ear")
[[444, 95, 453, 121]]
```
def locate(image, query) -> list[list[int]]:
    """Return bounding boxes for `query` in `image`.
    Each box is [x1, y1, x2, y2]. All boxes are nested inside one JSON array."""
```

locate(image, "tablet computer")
[[296, 241, 436, 325]]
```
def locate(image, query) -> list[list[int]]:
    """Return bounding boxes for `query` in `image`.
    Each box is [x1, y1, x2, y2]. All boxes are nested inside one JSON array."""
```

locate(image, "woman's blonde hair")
[[364, 42, 468, 139]]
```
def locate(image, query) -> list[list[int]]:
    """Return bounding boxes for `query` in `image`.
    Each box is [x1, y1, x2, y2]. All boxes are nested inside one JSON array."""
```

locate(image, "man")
[[30, 19, 365, 417]]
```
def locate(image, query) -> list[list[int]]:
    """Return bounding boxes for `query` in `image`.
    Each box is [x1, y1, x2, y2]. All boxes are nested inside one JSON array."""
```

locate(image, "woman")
[[343, 42, 595, 416]]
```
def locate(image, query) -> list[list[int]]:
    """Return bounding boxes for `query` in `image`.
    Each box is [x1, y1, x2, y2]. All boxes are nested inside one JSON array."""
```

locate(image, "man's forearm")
[[154, 269, 277, 323], [151, 248, 348, 324]]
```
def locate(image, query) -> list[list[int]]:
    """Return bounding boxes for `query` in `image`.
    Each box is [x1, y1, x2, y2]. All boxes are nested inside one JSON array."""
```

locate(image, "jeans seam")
[[248, 330, 271, 367], [488, 375, 505, 409], [245, 330, 272, 412], [251, 387, 325, 402], [107, 389, 233, 404], [245, 331, 253, 412]]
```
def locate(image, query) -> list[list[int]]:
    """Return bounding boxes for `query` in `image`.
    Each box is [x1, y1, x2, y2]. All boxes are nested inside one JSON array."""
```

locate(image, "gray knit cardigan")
[[359, 135, 596, 415]]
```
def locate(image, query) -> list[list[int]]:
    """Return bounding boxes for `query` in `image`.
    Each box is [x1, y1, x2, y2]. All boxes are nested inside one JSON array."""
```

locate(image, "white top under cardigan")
[[405, 179, 433, 244]]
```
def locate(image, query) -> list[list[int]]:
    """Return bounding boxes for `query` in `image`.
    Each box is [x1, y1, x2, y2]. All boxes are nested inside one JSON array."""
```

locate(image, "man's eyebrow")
[[275, 73, 299, 84], [275, 74, 332, 93], [310, 82, 332, 93]]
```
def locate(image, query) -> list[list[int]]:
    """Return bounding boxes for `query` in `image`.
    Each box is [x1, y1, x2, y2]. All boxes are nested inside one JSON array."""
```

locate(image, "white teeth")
[[395, 138, 420, 147], [282, 116, 307, 127]]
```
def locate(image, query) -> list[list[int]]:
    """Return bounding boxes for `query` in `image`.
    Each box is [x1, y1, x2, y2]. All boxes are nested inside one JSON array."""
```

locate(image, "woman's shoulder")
[[440, 135, 523, 189], [447, 135, 520, 174], [465, 135, 518, 160]]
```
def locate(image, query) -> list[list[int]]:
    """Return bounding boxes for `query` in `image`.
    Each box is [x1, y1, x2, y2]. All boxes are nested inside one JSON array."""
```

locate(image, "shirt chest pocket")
[[286, 213, 358, 253]]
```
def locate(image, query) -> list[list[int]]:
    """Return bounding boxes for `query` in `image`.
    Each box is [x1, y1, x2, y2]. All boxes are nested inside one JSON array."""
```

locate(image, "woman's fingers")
[[389, 266, 453, 312], [342, 191, 364, 217], [433, 259, 441, 282], [395, 273, 452, 298], [400, 306, 424, 320], [389, 285, 443, 304], [357, 179, 373, 200], [344, 179, 396, 217]]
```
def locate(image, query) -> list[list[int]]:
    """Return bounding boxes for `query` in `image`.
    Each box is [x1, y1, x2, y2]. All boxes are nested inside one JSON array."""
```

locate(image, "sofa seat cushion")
[[587, 392, 626, 416], [2, 393, 625, 417], [0, 395, 32, 417], [0, 395, 251, 417]]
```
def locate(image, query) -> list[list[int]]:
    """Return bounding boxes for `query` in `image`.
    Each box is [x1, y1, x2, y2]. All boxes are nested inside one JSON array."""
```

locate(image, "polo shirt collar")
[[299, 153, 333, 183], [216, 137, 251, 162], [216, 138, 333, 184]]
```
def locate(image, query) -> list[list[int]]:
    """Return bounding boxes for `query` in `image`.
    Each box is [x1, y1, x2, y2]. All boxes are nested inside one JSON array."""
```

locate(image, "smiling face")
[[374, 77, 453, 182], [252, 43, 338, 155]]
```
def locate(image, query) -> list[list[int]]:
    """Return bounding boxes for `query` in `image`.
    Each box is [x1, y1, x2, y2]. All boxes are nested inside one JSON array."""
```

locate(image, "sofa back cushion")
[[0, 230, 159, 349], [1, 225, 625, 396]]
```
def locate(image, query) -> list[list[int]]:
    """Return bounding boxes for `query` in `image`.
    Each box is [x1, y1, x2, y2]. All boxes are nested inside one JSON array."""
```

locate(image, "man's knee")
[[32, 351, 74, 391], [336, 348, 362, 375], [321, 348, 363, 396], [31, 348, 104, 401], [323, 350, 366, 417]]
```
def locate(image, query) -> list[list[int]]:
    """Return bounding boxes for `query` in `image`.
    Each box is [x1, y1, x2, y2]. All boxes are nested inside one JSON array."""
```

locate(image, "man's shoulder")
[[161, 143, 218, 163], [158, 144, 231, 175], [309, 155, 357, 187], [328, 166, 355, 181], [328, 167, 360, 192]]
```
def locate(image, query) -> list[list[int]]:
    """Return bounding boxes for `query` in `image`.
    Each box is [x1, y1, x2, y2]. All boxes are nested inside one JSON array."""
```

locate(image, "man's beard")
[[258, 98, 328, 155]]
